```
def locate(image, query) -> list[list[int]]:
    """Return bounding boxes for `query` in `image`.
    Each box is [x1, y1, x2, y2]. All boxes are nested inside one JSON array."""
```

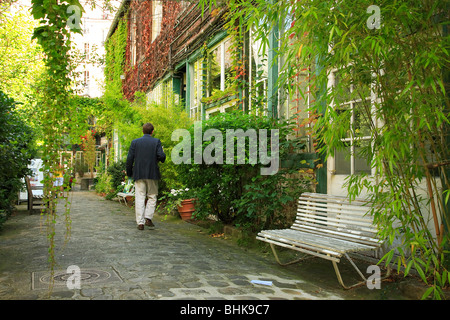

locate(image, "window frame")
[[248, 29, 268, 113], [152, 1, 162, 43], [189, 58, 203, 121], [130, 10, 137, 66], [328, 68, 377, 176], [206, 37, 232, 98], [83, 70, 90, 87]]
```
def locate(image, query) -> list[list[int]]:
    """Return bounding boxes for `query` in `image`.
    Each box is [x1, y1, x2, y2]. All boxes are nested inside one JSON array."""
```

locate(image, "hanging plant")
[[30, 0, 84, 290]]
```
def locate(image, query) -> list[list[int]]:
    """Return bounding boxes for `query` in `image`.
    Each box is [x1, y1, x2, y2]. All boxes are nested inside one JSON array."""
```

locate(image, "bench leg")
[[269, 243, 312, 266], [28, 196, 33, 214], [332, 253, 392, 290]]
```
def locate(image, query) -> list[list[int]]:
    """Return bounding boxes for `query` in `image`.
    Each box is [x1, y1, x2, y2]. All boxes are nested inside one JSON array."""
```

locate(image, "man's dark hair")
[[143, 122, 154, 134]]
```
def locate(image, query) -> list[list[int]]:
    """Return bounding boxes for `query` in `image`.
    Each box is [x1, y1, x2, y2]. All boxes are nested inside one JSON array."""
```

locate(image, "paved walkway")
[[0, 190, 418, 301]]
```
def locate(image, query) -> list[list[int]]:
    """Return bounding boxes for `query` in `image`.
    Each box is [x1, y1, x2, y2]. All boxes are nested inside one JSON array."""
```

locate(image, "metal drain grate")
[[31, 267, 122, 290]]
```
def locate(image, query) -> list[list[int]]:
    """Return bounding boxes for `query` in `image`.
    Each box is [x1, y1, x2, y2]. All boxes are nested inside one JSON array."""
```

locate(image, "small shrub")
[[176, 110, 313, 232], [114, 93, 192, 195], [94, 171, 114, 196], [107, 159, 126, 190], [73, 160, 88, 177]]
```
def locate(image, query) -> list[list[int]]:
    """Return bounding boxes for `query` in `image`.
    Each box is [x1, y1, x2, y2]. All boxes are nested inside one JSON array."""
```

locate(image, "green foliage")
[[303, 1, 450, 299], [0, 4, 45, 105], [102, 18, 128, 135], [94, 164, 115, 200], [80, 130, 96, 178], [0, 91, 36, 230], [201, 0, 449, 298], [0, 2, 46, 147], [233, 167, 313, 231], [176, 110, 312, 231], [30, 0, 83, 274], [113, 92, 192, 194], [138, 97, 192, 193], [68, 96, 105, 144], [73, 159, 88, 177], [107, 159, 126, 190], [104, 18, 127, 99]]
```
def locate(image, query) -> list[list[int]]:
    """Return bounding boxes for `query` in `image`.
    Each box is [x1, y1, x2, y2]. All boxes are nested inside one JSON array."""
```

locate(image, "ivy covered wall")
[[106, 1, 227, 103], [122, 1, 182, 101], [104, 18, 127, 103]]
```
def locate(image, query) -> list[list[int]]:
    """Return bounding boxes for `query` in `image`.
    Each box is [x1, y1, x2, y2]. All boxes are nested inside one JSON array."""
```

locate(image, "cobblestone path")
[[0, 191, 411, 302]]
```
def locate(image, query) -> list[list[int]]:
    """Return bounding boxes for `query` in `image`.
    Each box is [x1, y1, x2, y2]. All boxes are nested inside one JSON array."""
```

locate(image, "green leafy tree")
[[0, 91, 36, 229], [0, 3, 45, 103], [0, 1, 46, 144]]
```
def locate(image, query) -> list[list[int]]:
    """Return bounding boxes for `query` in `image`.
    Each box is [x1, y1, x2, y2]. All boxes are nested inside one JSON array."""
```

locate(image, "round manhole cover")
[[32, 267, 122, 290], [40, 269, 111, 285]]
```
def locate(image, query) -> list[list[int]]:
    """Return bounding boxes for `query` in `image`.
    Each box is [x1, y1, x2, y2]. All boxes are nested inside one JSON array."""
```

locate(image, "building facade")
[[70, 1, 120, 173], [106, 0, 317, 176]]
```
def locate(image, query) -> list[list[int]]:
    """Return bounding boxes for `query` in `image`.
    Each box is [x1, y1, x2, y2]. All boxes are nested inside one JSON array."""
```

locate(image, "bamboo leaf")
[[380, 249, 394, 265], [399, 80, 414, 97], [329, 25, 335, 44], [442, 270, 448, 286], [422, 287, 434, 300], [405, 260, 413, 276], [415, 262, 427, 284], [435, 272, 442, 286]]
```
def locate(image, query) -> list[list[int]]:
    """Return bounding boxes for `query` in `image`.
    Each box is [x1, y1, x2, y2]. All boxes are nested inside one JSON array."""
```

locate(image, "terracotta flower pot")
[[177, 198, 196, 221], [125, 195, 134, 207]]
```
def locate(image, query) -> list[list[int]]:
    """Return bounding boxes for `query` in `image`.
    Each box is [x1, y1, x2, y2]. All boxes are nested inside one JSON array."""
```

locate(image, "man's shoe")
[[145, 219, 155, 228], [137, 224, 144, 230]]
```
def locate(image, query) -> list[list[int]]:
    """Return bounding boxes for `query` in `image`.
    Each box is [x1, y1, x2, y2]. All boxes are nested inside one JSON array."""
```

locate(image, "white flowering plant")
[[160, 187, 198, 214], [169, 188, 197, 199]]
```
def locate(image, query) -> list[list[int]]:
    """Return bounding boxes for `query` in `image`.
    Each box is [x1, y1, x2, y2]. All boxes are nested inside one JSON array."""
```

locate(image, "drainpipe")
[[267, 0, 278, 119]]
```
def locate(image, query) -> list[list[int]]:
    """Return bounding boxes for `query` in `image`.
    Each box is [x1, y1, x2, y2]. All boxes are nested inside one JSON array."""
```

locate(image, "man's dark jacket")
[[126, 134, 166, 181]]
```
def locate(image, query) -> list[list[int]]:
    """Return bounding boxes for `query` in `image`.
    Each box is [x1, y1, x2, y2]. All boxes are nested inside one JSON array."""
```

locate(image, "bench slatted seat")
[[256, 192, 391, 289]]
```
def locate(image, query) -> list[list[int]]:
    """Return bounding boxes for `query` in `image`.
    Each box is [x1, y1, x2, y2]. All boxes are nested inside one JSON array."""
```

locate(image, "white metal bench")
[[117, 185, 135, 206], [256, 192, 391, 289]]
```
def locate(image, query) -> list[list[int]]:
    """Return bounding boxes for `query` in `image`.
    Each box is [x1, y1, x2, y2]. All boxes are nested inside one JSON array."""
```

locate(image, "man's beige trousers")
[[134, 179, 158, 225]]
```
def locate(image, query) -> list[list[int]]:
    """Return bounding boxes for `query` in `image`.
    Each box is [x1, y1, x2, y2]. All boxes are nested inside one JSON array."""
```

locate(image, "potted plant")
[[74, 160, 87, 178], [165, 188, 197, 221]]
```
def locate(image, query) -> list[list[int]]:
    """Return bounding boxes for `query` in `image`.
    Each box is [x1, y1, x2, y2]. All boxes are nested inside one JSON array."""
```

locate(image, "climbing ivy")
[[68, 95, 105, 144], [30, 0, 84, 287], [104, 18, 127, 101], [102, 18, 128, 137]]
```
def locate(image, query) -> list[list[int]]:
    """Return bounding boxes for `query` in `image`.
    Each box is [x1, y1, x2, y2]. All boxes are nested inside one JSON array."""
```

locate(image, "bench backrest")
[[25, 176, 33, 200], [292, 192, 381, 247]]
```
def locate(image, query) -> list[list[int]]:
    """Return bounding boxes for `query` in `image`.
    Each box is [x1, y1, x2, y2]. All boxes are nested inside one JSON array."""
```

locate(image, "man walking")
[[126, 123, 166, 230]]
